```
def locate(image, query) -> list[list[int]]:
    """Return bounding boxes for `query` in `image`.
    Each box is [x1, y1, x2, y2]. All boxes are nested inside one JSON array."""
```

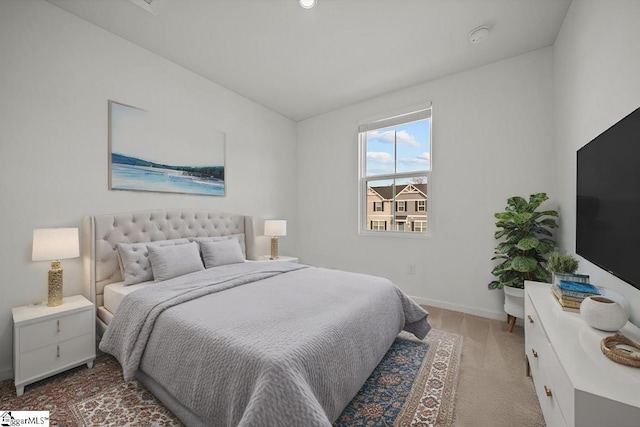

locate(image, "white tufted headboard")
[[83, 210, 257, 327]]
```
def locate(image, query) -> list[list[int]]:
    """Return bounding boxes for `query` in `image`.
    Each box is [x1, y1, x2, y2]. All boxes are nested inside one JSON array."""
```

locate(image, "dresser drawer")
[[530, 349, 567, 427], [19, 333, 94, 381], [543, 344, 574, 425], [525, 289, 570, 427], [19, 308, 93, 353], [525, 292, 545, 365]]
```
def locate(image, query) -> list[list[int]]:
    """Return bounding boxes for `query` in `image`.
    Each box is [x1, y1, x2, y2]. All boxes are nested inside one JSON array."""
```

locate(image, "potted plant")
[[488, 193, 558, 331], [547, 252, 587, 286]]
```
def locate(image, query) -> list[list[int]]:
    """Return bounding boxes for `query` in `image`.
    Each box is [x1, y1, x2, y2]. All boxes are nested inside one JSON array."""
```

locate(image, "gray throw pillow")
[[189, 233, 246, 258], [148, 242, 204, 282], [117, 238, 190, 286], [199, 238, 245, 268]]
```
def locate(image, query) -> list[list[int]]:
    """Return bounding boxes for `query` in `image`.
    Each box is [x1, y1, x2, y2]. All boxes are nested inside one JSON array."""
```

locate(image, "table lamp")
[[32, 228, 80, 306], [264, 220, 286, 260]]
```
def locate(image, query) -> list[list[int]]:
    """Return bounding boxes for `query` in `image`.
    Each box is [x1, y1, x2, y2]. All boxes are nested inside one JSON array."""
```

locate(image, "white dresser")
[[12, 295, 96, 396], [525, 281, 640, 426]]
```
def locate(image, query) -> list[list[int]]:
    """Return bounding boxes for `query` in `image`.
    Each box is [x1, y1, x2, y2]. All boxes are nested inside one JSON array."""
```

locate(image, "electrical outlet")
[[408, 264, 415, 275]]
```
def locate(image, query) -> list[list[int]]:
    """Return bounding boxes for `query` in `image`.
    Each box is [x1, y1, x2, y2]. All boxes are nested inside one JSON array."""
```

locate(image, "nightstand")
[[258, 255, 299, 263], [12, 295, 96, 396]]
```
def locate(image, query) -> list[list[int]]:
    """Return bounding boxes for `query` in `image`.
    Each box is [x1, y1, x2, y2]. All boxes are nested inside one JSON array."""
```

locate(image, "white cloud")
[[399, 151, 430, 166], [367, 151, 394, 164], [418, 152, 430, 162], [396, 130, 421, 148], [367, 130, 421, 148], [367, 130, 395, 144]]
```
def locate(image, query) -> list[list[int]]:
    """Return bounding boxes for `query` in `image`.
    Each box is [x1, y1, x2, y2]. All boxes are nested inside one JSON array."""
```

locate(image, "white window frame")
[[373, 201, 384, 212], [417, 199, 426, 212], [396, 201, 406, 212], [358, 103, 432, 237]]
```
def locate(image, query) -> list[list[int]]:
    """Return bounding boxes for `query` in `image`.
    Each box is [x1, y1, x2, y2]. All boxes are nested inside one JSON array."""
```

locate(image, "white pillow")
[[148, 242, 204, 282], [117, 238, 190, 286], [189, 233, 246, 258], [199, 238, 245, 268]]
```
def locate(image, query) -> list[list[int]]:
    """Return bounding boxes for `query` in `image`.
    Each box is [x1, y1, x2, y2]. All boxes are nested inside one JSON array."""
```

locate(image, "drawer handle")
[[527, 315, 534, 324], [531, 348, 538, 358], [544, 385, 552, 397], [57, 319, 60, 333], [56, 345, 60, 358]]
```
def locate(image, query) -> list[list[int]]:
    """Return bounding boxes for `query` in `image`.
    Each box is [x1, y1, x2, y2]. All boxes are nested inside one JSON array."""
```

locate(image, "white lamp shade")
[[32, 228, 80, 261], [264, 220, 287, 237]]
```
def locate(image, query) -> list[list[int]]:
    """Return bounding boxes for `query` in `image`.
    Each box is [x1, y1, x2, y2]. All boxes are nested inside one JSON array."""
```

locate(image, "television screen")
[[576, 106, 640, 290]]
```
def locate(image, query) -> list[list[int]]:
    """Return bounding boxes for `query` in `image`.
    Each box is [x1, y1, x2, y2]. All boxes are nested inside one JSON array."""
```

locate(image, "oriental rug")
[[0, 329, 461, 426]]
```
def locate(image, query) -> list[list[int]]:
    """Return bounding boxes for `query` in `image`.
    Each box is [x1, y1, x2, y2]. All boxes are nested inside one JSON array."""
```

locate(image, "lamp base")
[[48, 260, 63, 307], [270, 236, 279, 260]]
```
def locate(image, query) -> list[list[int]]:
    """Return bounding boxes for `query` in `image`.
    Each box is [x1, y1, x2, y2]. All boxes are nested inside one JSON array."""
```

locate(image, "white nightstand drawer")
[[19, 309, 93, 353], [19, 333, 94, 381]]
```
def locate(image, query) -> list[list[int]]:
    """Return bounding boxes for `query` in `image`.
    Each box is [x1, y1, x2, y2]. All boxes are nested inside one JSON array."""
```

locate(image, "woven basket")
[[600, 334, 640, 367]]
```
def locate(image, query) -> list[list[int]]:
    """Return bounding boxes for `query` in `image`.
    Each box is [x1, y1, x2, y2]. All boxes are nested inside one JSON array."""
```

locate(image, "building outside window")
[[359, 104, 431, 235]]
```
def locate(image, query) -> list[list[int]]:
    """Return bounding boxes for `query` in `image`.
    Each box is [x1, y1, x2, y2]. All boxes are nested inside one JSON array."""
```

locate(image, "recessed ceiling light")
[[468, 26, 490, 44], [300, 0, 316, 9]]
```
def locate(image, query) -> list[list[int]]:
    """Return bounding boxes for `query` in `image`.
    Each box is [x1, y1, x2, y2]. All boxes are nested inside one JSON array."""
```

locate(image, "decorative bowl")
[[580, 296, 628, 332]]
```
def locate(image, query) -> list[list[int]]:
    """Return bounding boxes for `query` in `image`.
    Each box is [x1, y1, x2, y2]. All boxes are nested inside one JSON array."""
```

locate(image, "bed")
[[85, 210, 430, 426]]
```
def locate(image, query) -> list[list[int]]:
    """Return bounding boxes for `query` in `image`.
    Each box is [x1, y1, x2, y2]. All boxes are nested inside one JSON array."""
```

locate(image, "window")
[[359, 104, 431, 235], [371, 220, 386, 230], [413, 221, 427, 232]]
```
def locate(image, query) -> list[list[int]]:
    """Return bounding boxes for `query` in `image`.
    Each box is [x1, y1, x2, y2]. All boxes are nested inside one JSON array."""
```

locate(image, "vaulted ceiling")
[[48, 0, 571, 121]]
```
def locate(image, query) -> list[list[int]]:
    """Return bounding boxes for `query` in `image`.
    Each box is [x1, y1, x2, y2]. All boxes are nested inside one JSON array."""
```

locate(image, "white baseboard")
[[411, 295, 507, 322], [0, 366, 13, 382]]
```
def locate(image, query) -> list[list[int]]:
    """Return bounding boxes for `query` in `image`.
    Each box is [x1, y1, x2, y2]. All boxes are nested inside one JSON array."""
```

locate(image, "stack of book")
[[551, 280, 600, 311]]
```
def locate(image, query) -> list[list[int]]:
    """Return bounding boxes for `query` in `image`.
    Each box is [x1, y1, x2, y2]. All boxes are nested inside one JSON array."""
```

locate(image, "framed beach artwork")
[[108, 100, 225, 196]]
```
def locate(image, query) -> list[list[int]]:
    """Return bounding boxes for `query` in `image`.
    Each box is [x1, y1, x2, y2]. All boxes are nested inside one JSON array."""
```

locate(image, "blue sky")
[[366, 119, 431, 176]]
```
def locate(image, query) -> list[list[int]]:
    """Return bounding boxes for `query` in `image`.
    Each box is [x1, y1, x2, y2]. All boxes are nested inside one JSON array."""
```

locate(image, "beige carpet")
[[424, 306, 545, 427]]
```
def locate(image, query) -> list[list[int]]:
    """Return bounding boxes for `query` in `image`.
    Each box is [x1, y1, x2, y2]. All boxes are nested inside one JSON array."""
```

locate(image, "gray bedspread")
[[100, 261, 430, 427]]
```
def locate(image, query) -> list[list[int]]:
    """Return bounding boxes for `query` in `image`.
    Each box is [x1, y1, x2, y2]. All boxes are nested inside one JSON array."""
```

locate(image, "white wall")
[[554, 0, 640, 325], [296, 48, 555, 319], [0, 0, 297, 380]]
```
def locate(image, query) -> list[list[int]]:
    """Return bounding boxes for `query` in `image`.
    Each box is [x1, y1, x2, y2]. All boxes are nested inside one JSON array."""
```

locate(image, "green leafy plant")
[[488, 193, 559, 290], [547, 252, 579, 274]]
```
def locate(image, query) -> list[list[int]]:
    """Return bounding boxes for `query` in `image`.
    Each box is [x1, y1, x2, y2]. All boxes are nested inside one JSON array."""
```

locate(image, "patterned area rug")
[[0, 329, 461, 426]]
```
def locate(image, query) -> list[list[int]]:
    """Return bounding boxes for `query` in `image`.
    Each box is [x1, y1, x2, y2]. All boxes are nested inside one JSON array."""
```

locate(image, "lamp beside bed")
[[32, 227, 80, 306], [264, 219, 286, 260]]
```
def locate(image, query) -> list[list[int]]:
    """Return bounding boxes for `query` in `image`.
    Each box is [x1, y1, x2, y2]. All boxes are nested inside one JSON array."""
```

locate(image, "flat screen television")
[[576, 106, 640, 291]]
